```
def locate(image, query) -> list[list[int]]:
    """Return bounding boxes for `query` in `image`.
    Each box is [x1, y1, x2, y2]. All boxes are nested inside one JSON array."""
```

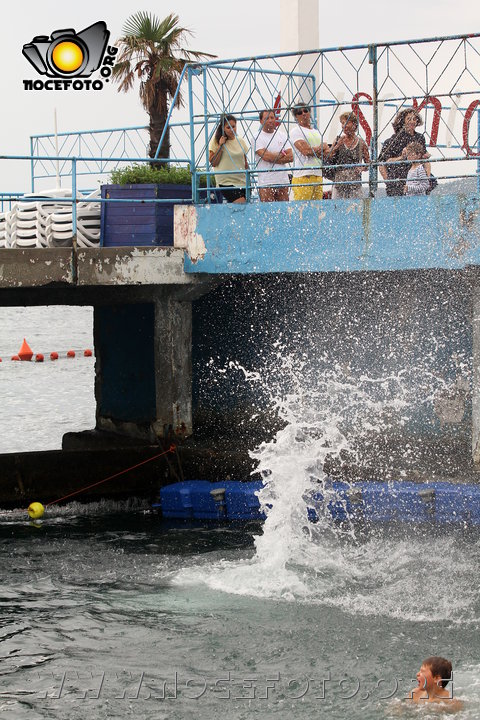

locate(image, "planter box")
[[100, 183, 192, 248]]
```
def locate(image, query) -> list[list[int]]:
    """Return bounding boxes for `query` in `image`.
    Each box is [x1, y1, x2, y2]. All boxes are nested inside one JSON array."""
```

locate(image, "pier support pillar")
[[472, 279, 480, 464], [153, 292, 192, 438], [94, 291, 194, 443]]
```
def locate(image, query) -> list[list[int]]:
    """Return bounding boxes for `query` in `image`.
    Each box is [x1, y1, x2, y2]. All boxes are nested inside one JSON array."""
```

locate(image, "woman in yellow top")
[[209, 115, 249, 203]]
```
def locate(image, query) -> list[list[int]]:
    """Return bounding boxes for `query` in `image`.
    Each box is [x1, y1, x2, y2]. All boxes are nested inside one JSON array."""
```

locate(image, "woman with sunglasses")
[[290, 103, 330, 201], [209, 115, 249, 203]]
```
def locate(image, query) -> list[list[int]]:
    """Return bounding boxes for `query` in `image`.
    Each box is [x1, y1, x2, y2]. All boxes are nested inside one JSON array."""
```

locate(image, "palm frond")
[[122, 12, 181, 43], [112, 11, 216, 158]]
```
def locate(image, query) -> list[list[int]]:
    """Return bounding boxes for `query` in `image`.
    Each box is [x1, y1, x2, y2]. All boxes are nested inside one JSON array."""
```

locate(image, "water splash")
[[175, 350, 480, 624]]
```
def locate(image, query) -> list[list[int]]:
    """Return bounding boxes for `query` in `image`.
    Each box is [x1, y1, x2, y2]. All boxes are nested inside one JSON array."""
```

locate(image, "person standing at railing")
[[378, 109, 431, 196], [327, 112, 370, 199], [290, 103, 331, 201], [254, 110, 293, 202], [209, 115, 249, 203]]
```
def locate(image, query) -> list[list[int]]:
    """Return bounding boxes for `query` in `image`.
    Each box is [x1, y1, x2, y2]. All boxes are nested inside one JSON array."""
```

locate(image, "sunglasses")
[[294, 108, 310, 116]]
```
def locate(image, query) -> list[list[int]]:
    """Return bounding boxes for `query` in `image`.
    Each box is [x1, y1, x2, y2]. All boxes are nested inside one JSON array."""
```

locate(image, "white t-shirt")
[[254, 128, 292, 187], [290, 124, 324, 177]]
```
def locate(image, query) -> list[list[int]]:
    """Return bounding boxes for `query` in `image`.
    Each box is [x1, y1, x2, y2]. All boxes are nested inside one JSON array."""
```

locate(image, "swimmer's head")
[[421, 656, 452, 688]]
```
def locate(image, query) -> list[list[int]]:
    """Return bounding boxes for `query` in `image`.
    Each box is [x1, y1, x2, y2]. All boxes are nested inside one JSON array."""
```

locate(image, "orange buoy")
[[50, 352, 59, 361], [84, 349, 93, 357], [11, 355, 20, 361], [66, 350, 75, 358], [35, 353, 44, 363], [18, 338, 34, 361]]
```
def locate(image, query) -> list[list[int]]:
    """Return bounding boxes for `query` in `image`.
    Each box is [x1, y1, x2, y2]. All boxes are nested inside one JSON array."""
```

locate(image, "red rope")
[[45, 445, 176, 507]]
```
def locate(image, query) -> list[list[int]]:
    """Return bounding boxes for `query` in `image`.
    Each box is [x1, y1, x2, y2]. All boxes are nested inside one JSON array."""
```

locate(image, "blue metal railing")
[[24, 32, 480, 200], [1, 31, 479, 246]]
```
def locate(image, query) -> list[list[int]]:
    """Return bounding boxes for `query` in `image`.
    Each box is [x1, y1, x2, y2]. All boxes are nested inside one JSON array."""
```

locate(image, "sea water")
[[1, 306, 479, 719], [0, 306, 95, 453]]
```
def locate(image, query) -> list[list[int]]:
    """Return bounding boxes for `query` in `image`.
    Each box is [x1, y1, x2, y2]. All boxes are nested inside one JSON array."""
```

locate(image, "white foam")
[[174, 356, 480, 623]]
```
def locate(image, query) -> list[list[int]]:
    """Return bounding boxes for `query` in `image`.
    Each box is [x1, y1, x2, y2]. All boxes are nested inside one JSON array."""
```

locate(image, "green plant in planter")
[[109, 163, 207, 187]]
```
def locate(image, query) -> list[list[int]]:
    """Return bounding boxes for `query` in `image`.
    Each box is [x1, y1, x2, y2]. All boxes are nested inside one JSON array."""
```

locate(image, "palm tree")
[[112, 12, 214, 161]]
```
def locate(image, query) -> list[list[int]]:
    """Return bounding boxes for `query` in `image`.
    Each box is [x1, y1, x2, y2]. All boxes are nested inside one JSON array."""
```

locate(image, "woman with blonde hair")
[[327, 112, 370, 199]]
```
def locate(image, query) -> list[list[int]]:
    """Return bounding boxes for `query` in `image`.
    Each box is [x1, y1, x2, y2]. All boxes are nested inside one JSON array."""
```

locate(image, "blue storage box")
[[188, 481, 227, 519], [359, 482, 392, 522], [158, 479, 480, 526], [392, 483, 434, 522], [225, 480, 264, 520], [160, 482, 196, 519], [435, 483, 480, 526], [159, 480, 264, 521], [306, 481, 350, 523]]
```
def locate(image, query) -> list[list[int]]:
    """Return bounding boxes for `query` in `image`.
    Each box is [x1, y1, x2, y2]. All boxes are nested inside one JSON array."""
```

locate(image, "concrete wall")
[[0, 197, 479, 488], [176, 195, 480, 274], [94, 295, 195, 442], [192, 270, 472, 479]]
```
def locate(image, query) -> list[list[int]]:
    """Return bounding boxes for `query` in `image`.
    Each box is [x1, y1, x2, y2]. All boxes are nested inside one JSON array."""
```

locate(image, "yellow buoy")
[[28, 502, 45, 520]]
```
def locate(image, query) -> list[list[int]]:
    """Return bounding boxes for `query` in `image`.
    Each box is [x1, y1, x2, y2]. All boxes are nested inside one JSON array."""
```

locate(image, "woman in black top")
[[378, 109, 430, 196]]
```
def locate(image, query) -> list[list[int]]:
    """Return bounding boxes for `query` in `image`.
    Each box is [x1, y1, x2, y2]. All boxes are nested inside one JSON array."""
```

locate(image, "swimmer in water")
[[410, 656, 464, 710]]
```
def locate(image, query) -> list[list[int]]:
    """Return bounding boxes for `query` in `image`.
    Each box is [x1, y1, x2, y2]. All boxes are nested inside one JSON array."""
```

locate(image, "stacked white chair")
[[45, 205, 75, 247], [0, 212, 7, 248], [46, 190, 101, 248], [2, 188, 101, 249], [11, 200, 41, 248], [76, 190, 101, 248], [5, 207, 18, 248]]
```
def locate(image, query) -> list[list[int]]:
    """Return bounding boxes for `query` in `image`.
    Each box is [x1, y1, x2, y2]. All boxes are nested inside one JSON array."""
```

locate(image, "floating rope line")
[[45, 444, 176, 507]]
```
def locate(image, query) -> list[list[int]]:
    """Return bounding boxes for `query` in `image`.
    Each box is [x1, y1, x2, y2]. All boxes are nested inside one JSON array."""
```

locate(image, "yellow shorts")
[[292, 175, 323, 201]]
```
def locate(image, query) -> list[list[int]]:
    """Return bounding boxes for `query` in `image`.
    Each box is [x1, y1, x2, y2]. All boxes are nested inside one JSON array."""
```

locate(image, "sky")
[[1, 0, 479, 193]]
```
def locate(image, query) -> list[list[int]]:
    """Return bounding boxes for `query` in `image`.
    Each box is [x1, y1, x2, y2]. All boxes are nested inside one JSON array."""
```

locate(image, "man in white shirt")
[[290, 103, 330, 200], [254, 110, 293, 202]]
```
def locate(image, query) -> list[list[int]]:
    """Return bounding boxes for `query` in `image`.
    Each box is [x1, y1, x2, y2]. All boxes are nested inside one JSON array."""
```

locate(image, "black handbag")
[[322, 158, 337, 181], [426, 174, 438, 194], [322, 138, 340, 181]]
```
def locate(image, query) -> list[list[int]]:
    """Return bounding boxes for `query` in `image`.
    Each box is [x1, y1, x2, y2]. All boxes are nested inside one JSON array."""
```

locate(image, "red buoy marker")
[[67, 350, 75, 358], [35, 353, 44, 363], [84, 349, 93, 357], [11, 355, 20, 361], [18, 338, 34, 361], [50, 352, 59, 361]]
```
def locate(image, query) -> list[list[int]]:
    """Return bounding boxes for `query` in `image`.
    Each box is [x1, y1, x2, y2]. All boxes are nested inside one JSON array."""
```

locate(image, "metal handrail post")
[[369, 44, 378, 197], [187, 67, 197, 204], [203, 65, 212, 203], [154, 64, 188, 160], [312, 72, 318, 132], [477, 107, 480, 194], [72, 157, 77, 237], [71, 157, 78, 284], [30, 136, 35, 193]]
